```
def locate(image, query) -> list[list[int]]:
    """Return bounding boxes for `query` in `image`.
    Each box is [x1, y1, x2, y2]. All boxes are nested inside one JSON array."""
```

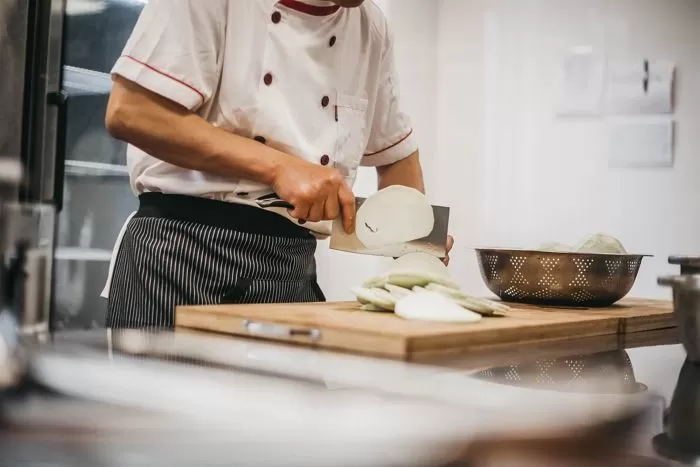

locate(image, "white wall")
[[436, 0, 700, 300], [315, 0, 440, 300], [435, 0, 699, 396], [320, 0, 700, 305]]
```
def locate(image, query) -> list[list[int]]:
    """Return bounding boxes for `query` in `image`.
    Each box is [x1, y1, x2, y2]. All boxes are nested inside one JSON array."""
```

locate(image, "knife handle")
[[255, 198, 306, 224], [256, 198, 295, 210]]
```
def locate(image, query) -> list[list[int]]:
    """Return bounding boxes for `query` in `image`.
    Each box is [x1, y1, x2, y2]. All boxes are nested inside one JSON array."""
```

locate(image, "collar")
[[278, 0, 341, 16]]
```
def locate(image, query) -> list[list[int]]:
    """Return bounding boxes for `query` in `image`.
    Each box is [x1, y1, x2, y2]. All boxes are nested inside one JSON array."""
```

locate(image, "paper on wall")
[[555, 47, 606, 117], [606, 59, 675, 115], [607, 119, 674, 168]]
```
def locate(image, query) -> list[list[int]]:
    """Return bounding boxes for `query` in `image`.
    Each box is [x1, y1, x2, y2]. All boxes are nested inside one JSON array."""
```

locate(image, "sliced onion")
[[537, 242, 573, 252], [395, 292, 482, 323], [387, 269, 460, 290], [384, 284, 413, 300], [575, 233, 627, 254], [392, 252, 449, 278], [362, 275, 388, 289], [371, 288, 397, 309], [350, 287, 394, 311], [354, 186, 435, 249], [424, 283, 510, 316]]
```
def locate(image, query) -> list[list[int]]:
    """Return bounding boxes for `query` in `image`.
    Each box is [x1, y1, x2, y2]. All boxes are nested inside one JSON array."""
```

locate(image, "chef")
[[102, 0, 453, 329]]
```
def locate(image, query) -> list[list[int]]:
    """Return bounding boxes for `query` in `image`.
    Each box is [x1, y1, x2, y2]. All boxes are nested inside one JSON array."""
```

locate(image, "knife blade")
[[329, 197, 450, 259], [255, 195, 450, 256]]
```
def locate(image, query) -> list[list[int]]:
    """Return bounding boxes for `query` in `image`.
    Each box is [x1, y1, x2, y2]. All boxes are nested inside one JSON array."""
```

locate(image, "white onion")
[[384, 284, 413, 300], [392, 252, 449, 278], [355, 186, 434, 249], [424, 283, 509, 316], [387, 269, 460, 290], [395, 292, 482, 323], [350, 287, 393, 311], [537, 242, 573, 252], [371, 288, 397, 309], [362, 275, 387, 289], [575, 233, 628, 254]]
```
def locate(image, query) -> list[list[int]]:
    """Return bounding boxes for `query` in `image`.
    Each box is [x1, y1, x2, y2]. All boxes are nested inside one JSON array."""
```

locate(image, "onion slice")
[[387, 269, 460, 290], [395, 292, 482, 323], [355, 186, 435, 249], [425, 283, 510, 316], [384, 284, 413, 300], [392, 252, 449, 278], [350, 287, 394, 311]]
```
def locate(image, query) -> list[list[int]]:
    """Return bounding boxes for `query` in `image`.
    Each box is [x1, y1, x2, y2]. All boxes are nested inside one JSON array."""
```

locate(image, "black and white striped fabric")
[[106, 193, 324, 330]]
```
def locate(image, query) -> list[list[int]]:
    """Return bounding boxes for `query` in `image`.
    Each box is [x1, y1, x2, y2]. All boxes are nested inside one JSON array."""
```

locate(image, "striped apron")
[[104, 193, 325, 330]]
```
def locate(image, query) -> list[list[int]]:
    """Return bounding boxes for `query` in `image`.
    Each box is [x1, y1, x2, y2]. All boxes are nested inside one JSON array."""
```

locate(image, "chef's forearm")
[[376, 151, 425, 193], [106, 76, 282, 186]]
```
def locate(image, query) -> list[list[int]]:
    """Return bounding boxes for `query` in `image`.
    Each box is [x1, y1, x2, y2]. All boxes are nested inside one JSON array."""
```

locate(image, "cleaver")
[[255, 195, 450, 258], [329, 197, 450, 259]]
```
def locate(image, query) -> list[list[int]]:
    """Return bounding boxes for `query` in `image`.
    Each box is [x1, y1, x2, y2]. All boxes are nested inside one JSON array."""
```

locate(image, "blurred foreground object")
[[0, 329, 669, 467]]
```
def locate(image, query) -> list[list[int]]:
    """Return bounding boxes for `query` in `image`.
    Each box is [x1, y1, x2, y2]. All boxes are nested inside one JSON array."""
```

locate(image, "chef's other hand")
[[443, 235, 454, 266], [271, 156, 356, 233]]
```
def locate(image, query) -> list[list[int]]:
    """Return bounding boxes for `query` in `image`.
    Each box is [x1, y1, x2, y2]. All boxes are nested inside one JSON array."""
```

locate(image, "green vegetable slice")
[[424, 283, 510, 316], [386, 268, 460, 290], [362, 275, 388, 289], [350, 287, 394, 311], [384, 284, 413, 300]]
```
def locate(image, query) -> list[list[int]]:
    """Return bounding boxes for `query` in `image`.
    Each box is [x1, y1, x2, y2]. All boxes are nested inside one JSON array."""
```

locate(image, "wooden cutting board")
[[175, 299, 677, 361]]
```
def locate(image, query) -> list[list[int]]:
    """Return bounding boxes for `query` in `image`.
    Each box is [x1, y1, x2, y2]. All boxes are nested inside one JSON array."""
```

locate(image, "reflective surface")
[[653, 359, 700, 464], [53, 0, 143, 331], [0, 327, 678, 466], [0, 0, 29, 171]]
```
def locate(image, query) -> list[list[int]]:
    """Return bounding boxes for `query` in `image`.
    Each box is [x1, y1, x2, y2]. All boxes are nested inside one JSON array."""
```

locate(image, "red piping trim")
[[279, 0, 341, 16], [122, 55, 206, 104], [364, 129, 414, 157]]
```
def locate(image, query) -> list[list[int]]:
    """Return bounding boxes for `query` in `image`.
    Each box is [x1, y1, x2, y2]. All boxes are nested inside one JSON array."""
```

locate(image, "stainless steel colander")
[[476, 249, 649, 307]]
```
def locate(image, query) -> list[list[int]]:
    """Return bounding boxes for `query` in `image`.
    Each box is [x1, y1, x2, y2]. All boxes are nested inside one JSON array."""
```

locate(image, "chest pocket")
[[334, 93, 369, 186]]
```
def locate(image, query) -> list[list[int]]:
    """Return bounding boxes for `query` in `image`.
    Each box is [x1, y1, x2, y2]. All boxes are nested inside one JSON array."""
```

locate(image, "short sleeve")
[[111, 0, 226, 111], [361, 25, 418, 168]]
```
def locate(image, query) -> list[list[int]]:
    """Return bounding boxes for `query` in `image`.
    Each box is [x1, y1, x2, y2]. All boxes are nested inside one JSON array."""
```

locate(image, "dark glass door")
[[53, 0, 144, 330]]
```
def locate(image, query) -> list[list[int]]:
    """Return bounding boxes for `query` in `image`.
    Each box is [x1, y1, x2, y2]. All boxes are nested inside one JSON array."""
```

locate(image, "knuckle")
[[298, 188, 313, 201]]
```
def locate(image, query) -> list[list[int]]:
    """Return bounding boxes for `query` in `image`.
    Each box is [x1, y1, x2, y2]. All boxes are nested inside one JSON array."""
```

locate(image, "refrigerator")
[[0, 0, 146, 331]]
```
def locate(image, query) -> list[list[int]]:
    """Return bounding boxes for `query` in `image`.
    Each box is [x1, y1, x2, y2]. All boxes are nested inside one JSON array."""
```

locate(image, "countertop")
[[2, 322, 690, 466]]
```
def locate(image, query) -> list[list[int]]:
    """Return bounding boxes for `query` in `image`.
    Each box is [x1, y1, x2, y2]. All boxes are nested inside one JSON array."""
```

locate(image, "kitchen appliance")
[[1, 202, 56, 338], [658, 274, 700, 364], [175, 299, 673, 361], [668, 256, 700, 276], [1, 0, 142, 332], [0, 158, 29, 390], [652, 359, 700, 465], [475, 248, 649, 307]]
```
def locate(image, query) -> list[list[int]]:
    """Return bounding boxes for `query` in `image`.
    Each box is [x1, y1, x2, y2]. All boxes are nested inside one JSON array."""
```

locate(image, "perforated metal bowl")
[[475, 249, 649, 307]]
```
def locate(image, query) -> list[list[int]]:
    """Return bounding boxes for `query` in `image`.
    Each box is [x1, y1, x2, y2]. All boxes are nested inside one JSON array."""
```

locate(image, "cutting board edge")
[[406, 318, 620, 358], [175, 302, 638, 339], [176, 308, 410, 359], [175, 299, 675, 361]]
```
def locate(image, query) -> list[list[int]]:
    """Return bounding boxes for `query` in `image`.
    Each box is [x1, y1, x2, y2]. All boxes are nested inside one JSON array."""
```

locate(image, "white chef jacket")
[[111, 0, 417, 209], [102, 0, 418, 298]]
